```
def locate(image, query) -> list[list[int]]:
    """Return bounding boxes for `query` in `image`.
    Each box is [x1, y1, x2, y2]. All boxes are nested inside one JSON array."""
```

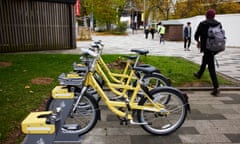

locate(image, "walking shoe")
[[211, 88, 220, 96], [193, 72, 201, 79]]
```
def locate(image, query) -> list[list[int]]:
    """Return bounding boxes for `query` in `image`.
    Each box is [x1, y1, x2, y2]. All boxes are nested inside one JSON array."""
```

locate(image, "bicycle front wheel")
[[137, 87, 188, 135], [61, 92, 99, 135]]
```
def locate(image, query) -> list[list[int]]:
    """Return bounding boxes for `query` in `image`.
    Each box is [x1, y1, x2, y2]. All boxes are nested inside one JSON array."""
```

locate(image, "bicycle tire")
[[137, 87, 188, 135], [45, 97, 53, 110], [142, 73, 171, 89], [63, 93, 99, 135]]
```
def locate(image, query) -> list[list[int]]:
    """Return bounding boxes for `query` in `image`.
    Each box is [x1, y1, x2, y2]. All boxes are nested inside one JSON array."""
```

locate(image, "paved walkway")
[[79, 90, 240, 144]]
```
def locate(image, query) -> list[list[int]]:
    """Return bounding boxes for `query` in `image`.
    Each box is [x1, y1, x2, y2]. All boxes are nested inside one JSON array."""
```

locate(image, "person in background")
[[194, 9, 222, 96], [131, 23, 137, 34], [150, 26, 155, 39], [184, 22, 192, 51], [144, 26, 149, 39], [158, 22, 165, 44]]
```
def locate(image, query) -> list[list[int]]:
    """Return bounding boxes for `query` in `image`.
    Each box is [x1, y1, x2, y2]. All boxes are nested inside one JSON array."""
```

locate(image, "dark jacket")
[[184, 26, 191, 38], [144, 28, 149, 34], [150, 28, 155, 34], [194, 19, 221, 53]]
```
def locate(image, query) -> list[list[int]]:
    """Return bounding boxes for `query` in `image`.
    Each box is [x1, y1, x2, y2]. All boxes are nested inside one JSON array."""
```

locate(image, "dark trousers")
[[151, 33, 154, 39], [145, 30, 149, 39], [198, 52, 219, 88], [145, 33, 149, 39], [184, 37, 191, 48], [160, 34, 164, 44]]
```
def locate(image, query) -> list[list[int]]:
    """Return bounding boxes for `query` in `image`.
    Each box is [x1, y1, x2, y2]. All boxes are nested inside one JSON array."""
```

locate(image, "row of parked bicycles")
[[21, 40, 190, 144]]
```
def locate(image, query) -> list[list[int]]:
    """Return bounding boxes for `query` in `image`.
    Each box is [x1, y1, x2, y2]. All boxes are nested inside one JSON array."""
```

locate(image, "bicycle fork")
[[70, 86, 88, 116]]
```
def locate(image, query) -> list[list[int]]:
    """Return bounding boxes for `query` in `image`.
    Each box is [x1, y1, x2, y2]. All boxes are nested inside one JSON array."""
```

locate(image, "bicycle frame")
[[90, 43, 142, 84], [72, 50, 166, 121], [97, 56, 133, 84], [95, 60, 135, 97], [85, 71, 164, 119]]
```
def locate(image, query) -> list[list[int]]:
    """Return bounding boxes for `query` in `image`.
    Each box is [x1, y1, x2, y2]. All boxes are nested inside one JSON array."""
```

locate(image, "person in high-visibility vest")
[[158, 23, 165, 44]]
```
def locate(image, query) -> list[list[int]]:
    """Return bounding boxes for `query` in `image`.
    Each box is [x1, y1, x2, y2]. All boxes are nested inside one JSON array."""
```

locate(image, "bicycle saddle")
[[131, 49, 149, 55], [133, 66, 159, 74], [123, 55, 137, 60]]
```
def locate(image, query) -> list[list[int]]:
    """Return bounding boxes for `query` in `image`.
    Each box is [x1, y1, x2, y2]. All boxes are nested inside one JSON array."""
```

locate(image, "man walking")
[[184, 22, 192, 51], [194, 9, 222, 96]]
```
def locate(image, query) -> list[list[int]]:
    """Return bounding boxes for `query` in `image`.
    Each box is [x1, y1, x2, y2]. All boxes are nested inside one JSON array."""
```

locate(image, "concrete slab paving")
[[73, 90, 240, 144]]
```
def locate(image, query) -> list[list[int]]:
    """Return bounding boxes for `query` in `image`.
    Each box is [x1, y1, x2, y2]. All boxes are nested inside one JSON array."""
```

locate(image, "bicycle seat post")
[[131, 49, 149, 68], [133, 55, 140, 68]]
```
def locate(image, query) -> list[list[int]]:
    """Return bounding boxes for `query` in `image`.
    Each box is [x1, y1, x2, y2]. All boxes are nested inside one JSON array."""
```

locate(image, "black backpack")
[[206, 24, 226, 54]]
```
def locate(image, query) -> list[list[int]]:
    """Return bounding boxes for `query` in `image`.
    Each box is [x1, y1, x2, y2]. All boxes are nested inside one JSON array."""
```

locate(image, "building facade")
[[0, 0, 76, 53]]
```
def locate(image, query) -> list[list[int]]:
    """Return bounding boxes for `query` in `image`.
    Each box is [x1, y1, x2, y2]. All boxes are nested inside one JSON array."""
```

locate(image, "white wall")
[[164, 14, 240, 47]]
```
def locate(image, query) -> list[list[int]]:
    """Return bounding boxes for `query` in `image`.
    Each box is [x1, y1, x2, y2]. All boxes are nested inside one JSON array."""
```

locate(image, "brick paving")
[[78, 91, 240, 144]]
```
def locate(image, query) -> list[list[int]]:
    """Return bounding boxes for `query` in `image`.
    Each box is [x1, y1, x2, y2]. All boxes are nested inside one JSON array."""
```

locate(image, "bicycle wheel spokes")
[[137, 89, 187, 135], [144, 78, 161, 88], [62, 95, 98, 135]]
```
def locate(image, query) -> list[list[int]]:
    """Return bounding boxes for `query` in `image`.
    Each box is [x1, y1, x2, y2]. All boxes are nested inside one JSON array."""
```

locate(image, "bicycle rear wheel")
[[137, 87, 188, 135], [143, 73, 171, 89]]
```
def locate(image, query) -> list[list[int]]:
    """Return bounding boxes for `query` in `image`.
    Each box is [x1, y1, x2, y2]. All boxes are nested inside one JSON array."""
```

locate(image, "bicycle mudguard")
[[143, 73, 171, 86], [149, 86, 190, 109]]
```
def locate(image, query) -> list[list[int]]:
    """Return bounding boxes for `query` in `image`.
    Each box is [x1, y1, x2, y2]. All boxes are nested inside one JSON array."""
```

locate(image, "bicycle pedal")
[[120, 119, 128, 125]]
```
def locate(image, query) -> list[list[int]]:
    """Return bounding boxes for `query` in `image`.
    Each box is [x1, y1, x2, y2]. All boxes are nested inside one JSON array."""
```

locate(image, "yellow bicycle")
[[49, 48, 190, 136]]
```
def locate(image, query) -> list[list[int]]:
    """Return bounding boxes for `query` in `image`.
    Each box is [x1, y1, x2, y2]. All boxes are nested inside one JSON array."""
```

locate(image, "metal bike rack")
[[21, 86, 82, 144]]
